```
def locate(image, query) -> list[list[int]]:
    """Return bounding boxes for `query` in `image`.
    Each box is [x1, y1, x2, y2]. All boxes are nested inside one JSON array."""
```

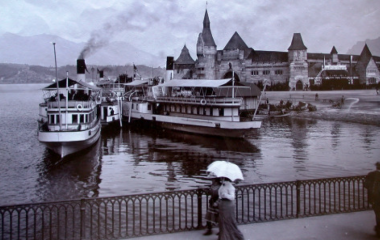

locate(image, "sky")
[[1, 0, 380, 62]]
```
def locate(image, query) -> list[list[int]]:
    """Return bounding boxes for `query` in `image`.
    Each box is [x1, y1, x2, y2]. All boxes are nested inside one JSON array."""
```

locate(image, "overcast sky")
[[1, 0, 380, 61]]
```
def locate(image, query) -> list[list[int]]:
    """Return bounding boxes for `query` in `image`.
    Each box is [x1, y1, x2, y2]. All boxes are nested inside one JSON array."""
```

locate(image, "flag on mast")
[[133, 63, 140, 79]]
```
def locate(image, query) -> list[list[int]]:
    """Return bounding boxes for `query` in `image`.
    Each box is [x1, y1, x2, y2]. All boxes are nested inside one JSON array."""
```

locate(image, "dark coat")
[[364, 170, 380, 205]]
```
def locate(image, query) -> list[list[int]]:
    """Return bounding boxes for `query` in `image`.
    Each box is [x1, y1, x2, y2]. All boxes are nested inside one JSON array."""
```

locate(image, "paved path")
[[129, 210, 377, 240]]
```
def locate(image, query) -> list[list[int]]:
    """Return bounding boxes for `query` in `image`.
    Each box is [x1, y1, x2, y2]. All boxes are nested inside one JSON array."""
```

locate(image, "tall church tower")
[[196, 10, 217, 79], [288, 33, 308, 90]]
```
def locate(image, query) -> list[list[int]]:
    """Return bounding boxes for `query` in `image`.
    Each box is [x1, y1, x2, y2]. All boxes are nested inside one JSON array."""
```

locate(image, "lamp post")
[[52, 42, 62, 130]]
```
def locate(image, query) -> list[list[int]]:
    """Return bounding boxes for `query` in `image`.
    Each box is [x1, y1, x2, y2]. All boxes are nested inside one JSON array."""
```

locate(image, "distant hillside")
[[347, 36, 380, 56], [0, 63, 166, 84], [0, 33, 165, 67]]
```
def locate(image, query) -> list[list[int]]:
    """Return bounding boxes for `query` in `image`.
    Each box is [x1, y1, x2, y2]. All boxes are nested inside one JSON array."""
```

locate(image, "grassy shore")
[[263, 90, 380, 127]]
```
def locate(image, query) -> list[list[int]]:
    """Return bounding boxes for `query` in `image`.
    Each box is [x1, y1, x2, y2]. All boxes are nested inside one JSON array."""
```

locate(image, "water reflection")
[[95, 126, 262, 194], [360, 126, 376, 151], [32, 116, 380, 202], [122, 127, 260, 176], [101, 127, 123, 155], [265, 117, 317, 172], [36, 140, 102, 202]]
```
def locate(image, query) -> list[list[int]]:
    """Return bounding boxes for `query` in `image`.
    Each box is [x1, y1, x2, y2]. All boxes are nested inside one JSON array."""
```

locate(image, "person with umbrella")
[[206, 161, 245, 240], [217, 177, 244, 240], [203, 175, 222, 236]]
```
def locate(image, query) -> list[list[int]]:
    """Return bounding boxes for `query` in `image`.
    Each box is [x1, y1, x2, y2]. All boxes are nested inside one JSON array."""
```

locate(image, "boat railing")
[[47, 100, 96, 110], [38, 117, 100, 132], [153, 96, 242, 106]]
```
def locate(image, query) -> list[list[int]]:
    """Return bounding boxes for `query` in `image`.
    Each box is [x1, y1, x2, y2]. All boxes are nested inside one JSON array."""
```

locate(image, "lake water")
[[0, 84, 379, 206]]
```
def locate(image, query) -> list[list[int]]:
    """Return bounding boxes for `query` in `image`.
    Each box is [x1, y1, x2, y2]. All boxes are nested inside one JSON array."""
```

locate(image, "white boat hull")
[[122, 77, 262, 138], [38, 122, 101, 158]]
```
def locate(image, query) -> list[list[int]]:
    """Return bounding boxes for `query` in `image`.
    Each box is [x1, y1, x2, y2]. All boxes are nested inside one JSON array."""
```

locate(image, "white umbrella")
[[206, 161, 244, 182]]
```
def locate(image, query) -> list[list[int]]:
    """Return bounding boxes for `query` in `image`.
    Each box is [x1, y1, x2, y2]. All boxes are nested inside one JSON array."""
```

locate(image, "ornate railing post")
[[80, 199, 86, 239], [197, 188, 203, 229], [296, 180, 301, 218]]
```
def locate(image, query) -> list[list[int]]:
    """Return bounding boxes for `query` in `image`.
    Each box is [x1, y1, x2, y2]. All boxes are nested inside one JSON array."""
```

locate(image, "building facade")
[[172, 10, 380, 90]]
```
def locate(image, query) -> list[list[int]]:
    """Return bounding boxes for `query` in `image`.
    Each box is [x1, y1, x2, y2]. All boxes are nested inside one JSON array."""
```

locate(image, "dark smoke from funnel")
[[78, 31, 109, 59], [78, 2, 160, 60]]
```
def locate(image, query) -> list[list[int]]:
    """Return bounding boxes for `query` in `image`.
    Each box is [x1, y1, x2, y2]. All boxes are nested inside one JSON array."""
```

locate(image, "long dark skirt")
[[218, 199, 244, 240], [205, 204, 219, 224]]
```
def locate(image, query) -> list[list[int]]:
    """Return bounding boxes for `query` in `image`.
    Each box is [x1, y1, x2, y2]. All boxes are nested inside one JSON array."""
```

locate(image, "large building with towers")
[[172, 9, 380, 90]]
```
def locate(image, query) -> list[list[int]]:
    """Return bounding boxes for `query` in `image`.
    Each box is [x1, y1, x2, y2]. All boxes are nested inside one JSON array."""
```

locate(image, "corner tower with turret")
[[196, 10, 217, 79], [288, 33, 308, 90]]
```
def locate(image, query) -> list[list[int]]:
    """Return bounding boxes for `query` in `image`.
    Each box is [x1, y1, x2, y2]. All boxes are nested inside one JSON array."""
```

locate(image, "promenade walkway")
[[131, 211, 377, 240]]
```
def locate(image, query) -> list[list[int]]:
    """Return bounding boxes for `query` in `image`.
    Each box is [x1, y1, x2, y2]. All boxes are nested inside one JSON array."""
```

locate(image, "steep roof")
[[224, 32, 248, 50], [288, 33, 307, 50], [330, 46, 338, 54], [358, 44, 373, 67], [175, 45, 195, 65], [247, 50, 288, 62], [201, 10, 216, 47], [307, 53, 327, 61]]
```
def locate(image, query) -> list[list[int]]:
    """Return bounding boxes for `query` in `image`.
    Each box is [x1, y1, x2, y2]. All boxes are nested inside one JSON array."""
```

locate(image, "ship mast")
[[53, 42, 62, 131]]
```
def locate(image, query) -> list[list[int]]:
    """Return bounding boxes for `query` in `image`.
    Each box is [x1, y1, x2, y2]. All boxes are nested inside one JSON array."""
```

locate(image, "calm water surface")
[[0, 84, 379, 206]]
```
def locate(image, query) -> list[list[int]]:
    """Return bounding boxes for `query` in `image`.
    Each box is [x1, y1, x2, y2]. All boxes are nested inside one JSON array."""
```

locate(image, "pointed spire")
[[288, 33, 307, 50], [330, 46, 338, 54], [203, 9, 210, 29], [201, 9, 216, 47]]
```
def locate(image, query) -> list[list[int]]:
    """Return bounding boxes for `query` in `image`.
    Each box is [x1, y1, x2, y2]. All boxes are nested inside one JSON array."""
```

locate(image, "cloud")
[[1, 0, 380, 62]]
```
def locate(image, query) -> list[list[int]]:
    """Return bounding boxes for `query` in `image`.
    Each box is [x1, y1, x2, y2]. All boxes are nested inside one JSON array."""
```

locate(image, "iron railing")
[[0, 175, 370, 240]]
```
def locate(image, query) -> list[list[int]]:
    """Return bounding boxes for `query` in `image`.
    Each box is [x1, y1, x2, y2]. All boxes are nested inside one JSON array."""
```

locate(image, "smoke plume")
[[78, 2, 160, 59]]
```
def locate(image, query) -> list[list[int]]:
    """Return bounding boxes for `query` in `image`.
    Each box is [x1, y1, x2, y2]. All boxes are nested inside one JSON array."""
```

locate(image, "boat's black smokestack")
[[166, 56, 174, 70], [166, 56, 174, 81], [77, 59, 86, 82], [99, 69, 104, 80]]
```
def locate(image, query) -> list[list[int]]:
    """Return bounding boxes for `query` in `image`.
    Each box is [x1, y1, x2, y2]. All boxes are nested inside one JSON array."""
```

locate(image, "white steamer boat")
[[96, 80, 124, 127], [122, 78, 262, 138], [37, 78, 102, 158]]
